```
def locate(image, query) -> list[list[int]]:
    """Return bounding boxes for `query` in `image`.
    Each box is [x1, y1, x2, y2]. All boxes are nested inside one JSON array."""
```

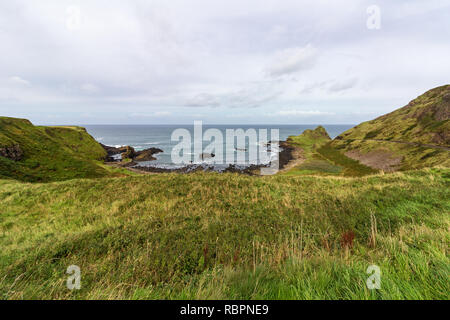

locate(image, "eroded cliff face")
[[0, 144, 24, 161]]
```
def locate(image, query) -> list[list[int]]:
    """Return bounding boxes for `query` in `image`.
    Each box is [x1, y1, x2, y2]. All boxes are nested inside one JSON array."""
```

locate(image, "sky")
[[0, 0, 449, 125]]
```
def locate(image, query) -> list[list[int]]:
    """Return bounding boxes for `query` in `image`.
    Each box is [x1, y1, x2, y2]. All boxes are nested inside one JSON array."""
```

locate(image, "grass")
[[284, 158, 342, 176], [283, 126, 377, 176], [317, 143, 378, 176], [0, 117, 127, 182], [286, 125, 331, 154], [331, 85, 450, 170], [0, 168, 448, 299]]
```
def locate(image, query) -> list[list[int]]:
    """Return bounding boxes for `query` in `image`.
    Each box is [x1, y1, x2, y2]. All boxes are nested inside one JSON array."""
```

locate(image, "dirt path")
[[356, 139, 450, 151], [341, 138, 449, 172], [277, 147, 305, 173]]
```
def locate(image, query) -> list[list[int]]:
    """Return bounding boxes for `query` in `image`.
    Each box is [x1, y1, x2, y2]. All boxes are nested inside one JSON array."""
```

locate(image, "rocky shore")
[[132, 163, 266, 175], [101, 140, 296, 175], [101, 144, 163, 162]]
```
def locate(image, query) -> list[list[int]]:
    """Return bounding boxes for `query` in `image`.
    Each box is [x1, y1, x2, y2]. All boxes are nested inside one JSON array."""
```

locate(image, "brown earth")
[[277, 146, 305, 173], [345, 149, 403, 172]]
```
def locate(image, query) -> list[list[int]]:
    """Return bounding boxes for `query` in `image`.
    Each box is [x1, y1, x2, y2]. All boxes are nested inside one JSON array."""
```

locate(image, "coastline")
[[103, 140, 297, 176]]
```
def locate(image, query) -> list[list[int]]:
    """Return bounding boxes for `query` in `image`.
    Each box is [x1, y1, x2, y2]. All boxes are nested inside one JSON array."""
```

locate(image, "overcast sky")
[[0, 0, 449, 124]]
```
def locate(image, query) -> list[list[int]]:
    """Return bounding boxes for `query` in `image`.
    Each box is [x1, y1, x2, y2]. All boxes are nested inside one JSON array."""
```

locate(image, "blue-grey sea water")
[[84, 125, 354, 169]]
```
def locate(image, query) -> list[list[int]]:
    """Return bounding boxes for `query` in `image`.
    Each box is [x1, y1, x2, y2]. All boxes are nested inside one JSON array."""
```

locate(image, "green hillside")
[[0, 169, 448, 299], [331, 85, 450, 171], [283, 126, 378, 176], [0, 117, 111, 182]]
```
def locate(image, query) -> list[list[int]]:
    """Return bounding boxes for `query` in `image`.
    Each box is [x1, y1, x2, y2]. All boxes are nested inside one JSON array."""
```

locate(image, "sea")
[[84, 125, 354, 169]]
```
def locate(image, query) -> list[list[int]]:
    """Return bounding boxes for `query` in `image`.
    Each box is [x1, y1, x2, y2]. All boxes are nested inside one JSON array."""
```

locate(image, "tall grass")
[[0, 168, 449, 299]]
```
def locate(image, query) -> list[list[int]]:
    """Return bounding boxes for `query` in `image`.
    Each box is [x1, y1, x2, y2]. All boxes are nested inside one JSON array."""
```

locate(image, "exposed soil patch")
[[345, 149, 403, 172], [278, 145, 305, 173]]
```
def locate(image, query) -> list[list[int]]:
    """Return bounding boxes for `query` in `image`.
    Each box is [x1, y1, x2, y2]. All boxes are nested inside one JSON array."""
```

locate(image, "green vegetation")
[[283, 126, 377, 176], [331, 85, 450, 170], [0, 168, 448, 299], [316, 143, 378, 176], [0, 117, 126, 182], [1, 84, 449, 301], [287, 125, 331, 153]]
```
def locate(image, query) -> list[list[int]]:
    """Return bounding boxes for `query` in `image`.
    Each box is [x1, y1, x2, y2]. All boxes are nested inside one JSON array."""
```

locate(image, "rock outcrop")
[[101, 144, 163, 162], [135, 148, 164, 161], [0, 145, 24, 161]]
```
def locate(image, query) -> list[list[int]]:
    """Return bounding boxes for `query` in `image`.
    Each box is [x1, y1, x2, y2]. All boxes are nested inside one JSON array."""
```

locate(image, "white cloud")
[[80, 83, 100, 94], [300, 78, 359, 94], [266, 44, 318, 77], [186, 93, 221, 107], [328, 78, 358, 92], [9, 76, 30, 86], [272, 110, 335, 116], [130, 111, 172, 117], [0, 1, 449, 124], [154, 111, 172, 116]]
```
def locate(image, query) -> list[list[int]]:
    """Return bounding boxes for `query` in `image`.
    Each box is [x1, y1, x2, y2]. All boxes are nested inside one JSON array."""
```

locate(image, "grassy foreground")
[[0, 168, 449, 299]]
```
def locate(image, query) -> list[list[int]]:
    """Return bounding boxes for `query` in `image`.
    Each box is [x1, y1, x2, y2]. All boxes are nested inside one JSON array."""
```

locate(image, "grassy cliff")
[[331, 85, 450, 171], [0, 117, 114, 182], [283, 126, 377, 176], [0, 169, 448, 299]]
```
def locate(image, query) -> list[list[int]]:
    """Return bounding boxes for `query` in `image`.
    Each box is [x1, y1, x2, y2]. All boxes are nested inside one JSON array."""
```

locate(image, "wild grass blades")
[[369, 213, 378, 248], [0, 168, 449, 299]]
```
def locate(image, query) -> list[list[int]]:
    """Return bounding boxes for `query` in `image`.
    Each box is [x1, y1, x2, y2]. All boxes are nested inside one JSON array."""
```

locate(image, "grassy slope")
[[331, 85, 450, 170], [283, 126, 377, 176], [0, 117, 120, 182], [1, 168, 448, 299]]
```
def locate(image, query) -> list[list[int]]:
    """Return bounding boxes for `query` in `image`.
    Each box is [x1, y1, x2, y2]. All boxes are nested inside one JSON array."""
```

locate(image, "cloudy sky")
[[0, 0, 449, 124]]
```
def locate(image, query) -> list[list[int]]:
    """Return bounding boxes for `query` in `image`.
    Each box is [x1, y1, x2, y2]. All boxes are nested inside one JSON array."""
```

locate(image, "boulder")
[[101, 144, 163, 162], [134, 148, 163, 161], [119, 146, 136, 159]]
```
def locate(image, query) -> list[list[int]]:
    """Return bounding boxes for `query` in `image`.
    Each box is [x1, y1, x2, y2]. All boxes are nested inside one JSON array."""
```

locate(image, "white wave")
[[144, 142, 162, 145]]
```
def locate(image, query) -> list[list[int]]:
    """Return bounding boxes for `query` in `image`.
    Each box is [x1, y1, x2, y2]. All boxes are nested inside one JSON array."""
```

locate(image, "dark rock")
[[131, 140, 296, 176], [134, 148, 163, 161], [100, 143, 121, 155], [0, 145, 24, 161], [278, 141, 295, 169], [200, 153, 215, 160], [101, 144, 163, 162], [119, 146, 136, 159]]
